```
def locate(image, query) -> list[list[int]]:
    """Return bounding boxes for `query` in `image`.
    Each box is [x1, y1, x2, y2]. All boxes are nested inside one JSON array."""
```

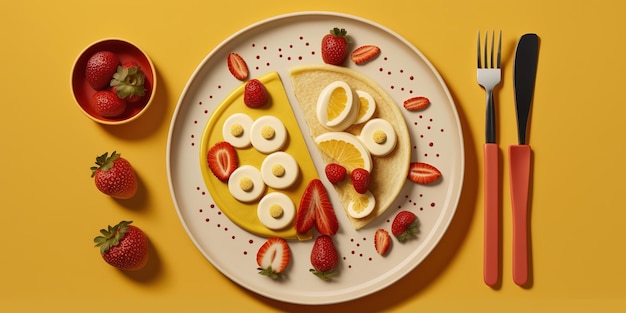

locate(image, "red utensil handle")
[[483, 143, 499, 286], [509, 145, 531, 286]]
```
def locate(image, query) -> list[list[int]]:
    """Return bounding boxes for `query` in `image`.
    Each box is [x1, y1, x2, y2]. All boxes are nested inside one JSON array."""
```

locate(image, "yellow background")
[[2, 0, 625, 311]]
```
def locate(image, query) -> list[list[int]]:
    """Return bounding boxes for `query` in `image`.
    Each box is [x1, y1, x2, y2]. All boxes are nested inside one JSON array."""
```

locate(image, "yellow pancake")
[[289, 64, 411, 230], [200, 72, 317, 240]]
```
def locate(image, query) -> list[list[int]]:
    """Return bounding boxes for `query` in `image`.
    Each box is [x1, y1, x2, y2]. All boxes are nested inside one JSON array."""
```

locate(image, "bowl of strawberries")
[[71, 38, 157, 125]]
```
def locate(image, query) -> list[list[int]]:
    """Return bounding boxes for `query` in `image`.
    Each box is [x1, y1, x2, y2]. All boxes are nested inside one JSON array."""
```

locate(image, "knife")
[[510, 33, 539, 286]]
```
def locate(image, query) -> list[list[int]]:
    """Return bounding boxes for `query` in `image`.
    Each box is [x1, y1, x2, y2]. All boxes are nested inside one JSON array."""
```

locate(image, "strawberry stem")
[[90, 151, 120, 177], [94, 220, 133, 255]]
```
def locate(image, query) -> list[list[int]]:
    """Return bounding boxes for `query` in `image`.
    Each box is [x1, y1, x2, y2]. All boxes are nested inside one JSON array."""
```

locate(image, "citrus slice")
[[355, 90, 376, 124], [347, 190, 376, 219], [316, 81, 358, 131], [314, 132, 372, 173]]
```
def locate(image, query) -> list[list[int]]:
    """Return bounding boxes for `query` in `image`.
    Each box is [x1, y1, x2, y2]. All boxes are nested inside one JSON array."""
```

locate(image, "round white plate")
[[167, 11, 464, 304]]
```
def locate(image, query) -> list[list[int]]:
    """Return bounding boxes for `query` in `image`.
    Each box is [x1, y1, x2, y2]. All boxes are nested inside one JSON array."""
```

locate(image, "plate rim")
[[166, 10, 465, 305]]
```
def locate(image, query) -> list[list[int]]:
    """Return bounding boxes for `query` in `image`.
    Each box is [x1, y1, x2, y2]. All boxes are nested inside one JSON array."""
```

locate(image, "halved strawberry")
[[403, 96, 430, 111], [374, 228, 391, 255], [295, 179, 338, 236], [227, 52, 248, 81], [207, 141, 238, 182], [351, 45, 381, 65], [256, 237, 290, 280], [407, 162, 441, 184]]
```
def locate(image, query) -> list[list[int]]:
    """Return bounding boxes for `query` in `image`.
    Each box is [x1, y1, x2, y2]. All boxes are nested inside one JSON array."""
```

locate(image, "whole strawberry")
[[110, 61, 146, 103], [351, 168, 370, 194], [90, 151, 138, 199], [325, 163, 347, 184], [243, 79, 269, 108], [91, 90, 127, 118], [391, 211, 419, 242], [85, 51, 120, 90], [94, 221, 149, 271], [321, 28, 349, 65], [310, 235, 338, 280]]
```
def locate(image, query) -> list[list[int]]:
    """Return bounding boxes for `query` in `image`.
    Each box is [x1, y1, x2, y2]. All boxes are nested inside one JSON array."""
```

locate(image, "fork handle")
[[483, 143, 500, 286], [485, 90, 496, 143]]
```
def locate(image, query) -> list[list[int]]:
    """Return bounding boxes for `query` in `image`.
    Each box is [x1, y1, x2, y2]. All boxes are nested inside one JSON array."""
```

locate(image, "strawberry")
[[85, 51, 119, 90], [207, 141, 238, 182], [91, 90, 127, 118], [295, 179, 338, 236], [243, 79, 269, 108], [310, 235, 339, 280], [407, 162, 441, 184], [321, 27, 349, 65], [403, 96, 430, 111], [324, 163, 347, 184], [90, 151, 137, 199], [374, 228, 391, 255], [227, 52, 248, 80], [391, 211, 419, 242], [110, 61, 146, 103], [350, 45, 381, 65], [256, 237, 291, 280], [94, 221, 149, 271], [351, 168, 370, 194]]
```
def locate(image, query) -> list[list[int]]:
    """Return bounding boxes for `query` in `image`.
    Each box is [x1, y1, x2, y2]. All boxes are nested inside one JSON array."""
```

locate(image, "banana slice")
[[359, 118, 397, 156], [250, 115, 288, 154], [260, 151, 300, 189], [257, 192, 296, 230], [222, 113, 254, 148], [228, 165, 266, 203]]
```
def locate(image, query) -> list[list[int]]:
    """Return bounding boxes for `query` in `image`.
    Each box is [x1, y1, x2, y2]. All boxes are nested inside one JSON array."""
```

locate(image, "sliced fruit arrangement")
[[200, 71, 327, 240], [295, 179, 339, 236], [256, 237, 291, 280], [94, 221, 149, 271], [403, 96, 430, 111], [207, 141, 239, 182], [227, 52, 249, 80], [408, 162, 442, 184], [374, 228, 391, 255], [309, 235, 339, 280], [350, 45, 381, 65], [90, 151, 138, 199], [84, 50, 147, 118], [290, 63, 410, 230]]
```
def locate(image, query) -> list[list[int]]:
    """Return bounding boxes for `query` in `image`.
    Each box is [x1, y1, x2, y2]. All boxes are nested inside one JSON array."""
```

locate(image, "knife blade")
[[510, 33, 539, 286]]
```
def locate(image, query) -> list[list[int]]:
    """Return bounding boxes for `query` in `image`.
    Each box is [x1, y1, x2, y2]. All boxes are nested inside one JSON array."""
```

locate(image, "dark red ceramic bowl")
[[71, 38, 157, 125]]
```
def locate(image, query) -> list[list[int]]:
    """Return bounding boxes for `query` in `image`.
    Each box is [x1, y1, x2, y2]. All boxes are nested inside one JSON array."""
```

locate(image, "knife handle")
[[509, 145, 531, 286], [483, 143, 500, 286]]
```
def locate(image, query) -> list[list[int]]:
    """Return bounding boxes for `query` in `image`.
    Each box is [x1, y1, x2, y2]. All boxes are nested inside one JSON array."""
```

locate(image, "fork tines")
[[477, 30, 502, 69]]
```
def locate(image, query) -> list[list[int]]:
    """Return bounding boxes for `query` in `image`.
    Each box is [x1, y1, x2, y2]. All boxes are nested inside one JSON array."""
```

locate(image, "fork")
[[477, 30, 502, 287]]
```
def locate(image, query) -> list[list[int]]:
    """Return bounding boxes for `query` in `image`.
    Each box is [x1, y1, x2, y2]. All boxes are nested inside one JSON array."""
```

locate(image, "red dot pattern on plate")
[[184, 31, 451, 274]]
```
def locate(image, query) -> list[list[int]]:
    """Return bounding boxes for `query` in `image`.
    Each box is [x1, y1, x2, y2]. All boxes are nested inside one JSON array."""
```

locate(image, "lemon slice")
[[347, 190, 376, 219], [316, 81, 358, 131], [355, 90, 376, 124], [315, 132, 372, 173]]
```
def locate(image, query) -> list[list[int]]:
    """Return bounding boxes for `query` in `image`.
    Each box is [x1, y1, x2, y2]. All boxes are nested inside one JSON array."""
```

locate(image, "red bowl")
[[71, 38, 157, 125]]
